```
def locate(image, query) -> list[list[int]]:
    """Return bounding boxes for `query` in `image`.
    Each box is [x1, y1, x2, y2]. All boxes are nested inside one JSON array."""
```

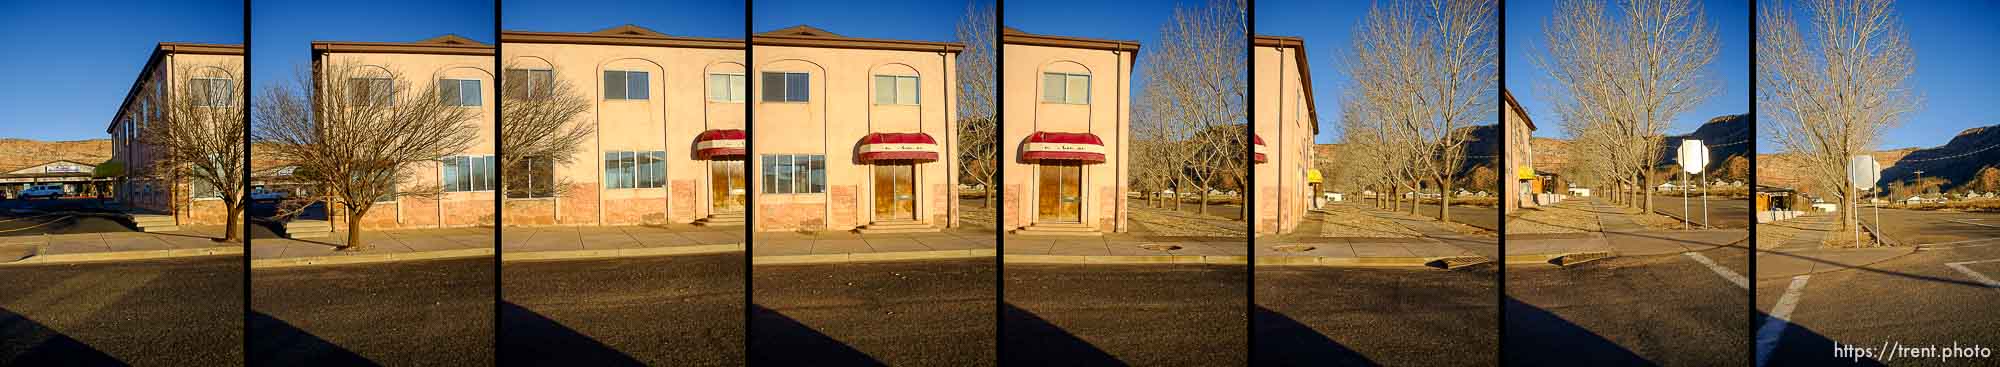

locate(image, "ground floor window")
[[507, 157, 557, 198], [443, 155, 496, 192], [605, 151, 666, 189], [761, 154, 825, 194], [192, 179, 221, 199]]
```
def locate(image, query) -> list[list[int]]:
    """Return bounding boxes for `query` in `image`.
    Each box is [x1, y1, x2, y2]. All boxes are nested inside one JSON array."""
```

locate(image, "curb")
[[503, 244, 743, 262], [1255, 255, 1491, 269], [1001, 254, 1248, 265], [251, 248, 493, 269], [755, 249, 997, 265], [1504, 251, 1615, 267], [0, 246, 242, 266]]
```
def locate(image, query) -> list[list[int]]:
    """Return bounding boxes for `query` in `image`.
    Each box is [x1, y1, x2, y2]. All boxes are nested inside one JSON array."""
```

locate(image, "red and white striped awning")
[[1022, 132, 1106, 163], [694, 129, 745, 159], [1253, 134, 1268, 163], [858, 132, 940, 162]]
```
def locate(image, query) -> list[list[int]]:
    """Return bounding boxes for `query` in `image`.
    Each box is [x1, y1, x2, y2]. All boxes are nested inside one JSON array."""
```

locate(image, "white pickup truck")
[[251, 187, 289, 201], [16, 184, 67, 200]]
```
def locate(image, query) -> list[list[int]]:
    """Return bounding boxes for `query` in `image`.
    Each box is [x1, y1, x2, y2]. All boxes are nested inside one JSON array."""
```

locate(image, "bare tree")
[[1344, 0, 1496, 224], [499, 63, 594, 200], [254, 61, 481, 250], [1140, 0, 1248, 219], [1759, 0, 1918, 231], [139, 63, 249, 242], [956, 1, 998, 208]]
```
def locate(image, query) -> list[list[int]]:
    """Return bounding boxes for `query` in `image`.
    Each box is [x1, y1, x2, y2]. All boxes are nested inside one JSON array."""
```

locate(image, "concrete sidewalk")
[[0, 225, 242, 265], [504, 225, 744, 262], [754, 227, 994, 265], [1004, 232, 1243, 265], [1259, 204, 1496, 269], [1754, 212, 1912, 280], [252, 226, 494, 268]]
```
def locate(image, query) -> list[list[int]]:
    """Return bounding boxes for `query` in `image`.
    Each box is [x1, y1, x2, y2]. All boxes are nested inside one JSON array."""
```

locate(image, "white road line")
[[1918, 237, 2000, 249], [1755, 275, 1812, 367], [1945, 259, 2000, 294], [1948, 219, 2000, 228], [1685, 252, 1748, 289]]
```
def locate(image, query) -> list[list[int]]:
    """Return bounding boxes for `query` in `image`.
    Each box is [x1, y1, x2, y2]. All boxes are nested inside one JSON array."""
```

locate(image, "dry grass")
[[1312, 205, 1419, 238], [1892, 199, 2000, 213], [1127, 206, 1247, 237], [1505, 203, 1601, 234]]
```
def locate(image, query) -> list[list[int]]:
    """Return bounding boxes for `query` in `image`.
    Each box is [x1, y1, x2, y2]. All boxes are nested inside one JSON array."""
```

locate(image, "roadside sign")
[[1678, 140, 1708, 174], [1848, 155, 1879, 190]]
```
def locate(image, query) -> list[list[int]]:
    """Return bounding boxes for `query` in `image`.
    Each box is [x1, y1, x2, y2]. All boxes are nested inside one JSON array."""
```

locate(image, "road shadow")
[[1502, 296, 1651, 366], [0, 307, 125, 366], [246, 310, 376, 366], [748, 303, 882, 366], [1757, 311, 1889, 367], [999, 302, 1123, 366], [497, 301, 644, 366], [1250, 304, 1378, 366]]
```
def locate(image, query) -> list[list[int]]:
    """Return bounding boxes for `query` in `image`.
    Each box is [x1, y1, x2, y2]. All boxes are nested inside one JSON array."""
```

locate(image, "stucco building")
[[750, 26, 963, 233], [1000, 29, 1137, 235], [310, 35, 496, 230], [1252, 35, 1317, 235], [1502, 88, 1536, 214], [498, 25, 748, 227], [107, 43, 243, 229]]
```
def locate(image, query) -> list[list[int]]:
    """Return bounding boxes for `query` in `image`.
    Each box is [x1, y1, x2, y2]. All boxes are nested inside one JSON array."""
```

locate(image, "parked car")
[[251, 186, 289, 201], [18, 184, 67, 200]]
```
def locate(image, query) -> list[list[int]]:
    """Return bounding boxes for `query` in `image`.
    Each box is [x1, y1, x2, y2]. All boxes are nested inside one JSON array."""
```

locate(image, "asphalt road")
[[1506, 246, 1751, 366], [1255, 265, 1497, 366], [752, 259, 995, 366], [1647, 194, 1751, 229], [501, 253, 745, 366], [1004, 263, 1247, 366], [1413, 202, 1500, 232], [1760, 209, 2000, 366], [250, 257, 494, 366], [0, 256, 243, 366]]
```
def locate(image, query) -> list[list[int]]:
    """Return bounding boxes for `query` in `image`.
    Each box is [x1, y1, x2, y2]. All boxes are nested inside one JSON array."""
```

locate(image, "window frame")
[[348, 77, 395, 106], [188, 77, 234, 107], [760, 72, 810, 103], [442, 155, 497, 193], [1041, 72, 1090, 104], [873, 74, 920, 105], [504, 68, 555, 100], [440, 78, 481, 107], [603, 70, 650, 101], [708, 73, 747, 103], [759, 154, 827, 194]]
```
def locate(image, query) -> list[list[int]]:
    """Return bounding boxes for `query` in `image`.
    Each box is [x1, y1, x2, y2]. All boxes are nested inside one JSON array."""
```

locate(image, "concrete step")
[[287, 220, 333, 232], [856, 221, 938, 234], [139, 225, 181, 233], [692, 213, 744, 227], [1011, 223, 1103, 237], [289, 230, 332, 239]]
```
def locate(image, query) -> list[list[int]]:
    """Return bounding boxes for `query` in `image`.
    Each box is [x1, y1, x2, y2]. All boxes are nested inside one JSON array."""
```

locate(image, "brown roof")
[[1001, 28, 1140, 52], [1254, 35, 1318, 135], [752, 25, 962, 53], [311, 34, 495, 56], [107, 43, 245, 133], [1503, 88, 1536, 131], [501, 24, 745, 49]]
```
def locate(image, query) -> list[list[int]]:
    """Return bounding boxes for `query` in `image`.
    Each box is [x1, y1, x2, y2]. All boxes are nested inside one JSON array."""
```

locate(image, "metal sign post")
[[1849, 155, 1880, 246], [1678, 140, 1708, 230]]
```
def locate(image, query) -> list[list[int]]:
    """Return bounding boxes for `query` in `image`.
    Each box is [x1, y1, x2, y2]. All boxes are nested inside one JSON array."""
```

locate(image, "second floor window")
[[760, 72, 809, 102], [188, 77, 233, 107], [874, 75, 918, 105], [504, 69, 554, 99], [440, 79, 481, 107], [708, 73, 746, 102], [348, 77, 394, 106], [442, 155, 496, 192], [603, 70, 649, 100], [1041, 72, 1089, 104]]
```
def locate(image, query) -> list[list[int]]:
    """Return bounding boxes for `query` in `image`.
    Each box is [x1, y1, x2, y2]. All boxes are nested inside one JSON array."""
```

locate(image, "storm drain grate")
[[1137, 243, 1183, 251], [1271, 245, 1316, 252]]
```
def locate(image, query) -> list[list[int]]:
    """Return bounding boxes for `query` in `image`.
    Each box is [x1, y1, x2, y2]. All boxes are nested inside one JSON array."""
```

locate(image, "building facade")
[[311, 36, 496, 230], [1502, 89, 1537, 214], [107, 43, 243, 225], [1000, 29, 1136, 234], [750, 26, 963, 232], [499, 25, 748, 227], [1, 160, 111, 198], [1253, 35, 1317, 234]]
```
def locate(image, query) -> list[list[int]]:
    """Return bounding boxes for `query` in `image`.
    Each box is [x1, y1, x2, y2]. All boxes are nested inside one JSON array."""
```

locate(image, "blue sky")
[[1863, 1, 2000, 151], [754, 0, 987, 43], [1007, 0, 1239, 129], [1506, 0, 1752, 143], [505, 0, 742, 38], [1254, 0, 1367, 144], [0, 0, 241, 141], [251, 0, 493, 91]]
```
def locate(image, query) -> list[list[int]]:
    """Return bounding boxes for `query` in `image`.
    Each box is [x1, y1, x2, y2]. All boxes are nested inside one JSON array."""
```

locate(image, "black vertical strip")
[[241, 0, 253, 363], [491, 0, 504, 361], [742, 0, 756, 363], [1745, 2, 1758, 366], [1243, 0, 1257, 365], [1494, 1, 1508, 365], [992, 0, 1006, 365]]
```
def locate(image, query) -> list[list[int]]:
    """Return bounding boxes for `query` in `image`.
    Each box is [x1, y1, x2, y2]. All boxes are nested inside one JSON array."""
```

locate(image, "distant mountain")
[[1529, 113, 1751, 180], [1877, 125, 2000, 192], [0, 138, 112, 173]]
